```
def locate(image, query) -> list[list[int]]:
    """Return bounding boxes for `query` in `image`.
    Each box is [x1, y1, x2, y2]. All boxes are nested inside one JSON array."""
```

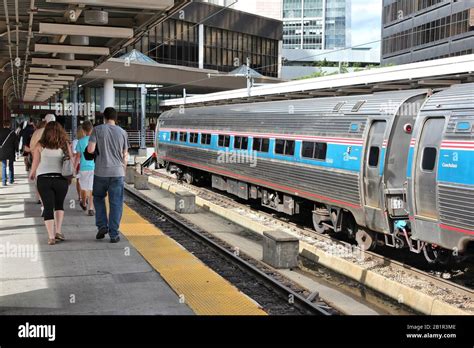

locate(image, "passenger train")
[[155, 83, 474, 264]]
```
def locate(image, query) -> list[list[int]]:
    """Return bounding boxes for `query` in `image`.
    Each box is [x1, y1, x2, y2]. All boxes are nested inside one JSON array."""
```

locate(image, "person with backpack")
[[19, 118, 35, 171], [0, 119, 18, 186]]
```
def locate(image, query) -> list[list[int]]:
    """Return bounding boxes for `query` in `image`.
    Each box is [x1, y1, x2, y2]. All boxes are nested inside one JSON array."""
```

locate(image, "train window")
[[314, 142, 327, 160], [302, 141, 327, 160], [275, 139, 295, 156], [422, 147, 437, 171], [189, 133, 198, 144], [234, 136, 248, 150], [368, 146, 380, 167], [179, 132, 187, 142], [253, 137, 269, 152], [201, 133, 211, 145], [301, 141, 314, 158], [218, 135, 230, 147], [170, 131, 178, 141]]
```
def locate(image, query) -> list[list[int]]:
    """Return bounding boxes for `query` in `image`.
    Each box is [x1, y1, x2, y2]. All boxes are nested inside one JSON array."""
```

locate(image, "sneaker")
[[40, 206, 44, 218], [1, 183, 6, 187], [110, 236, 120, 243], [96, 227, 108, 240], [87, 210, 95, 216]]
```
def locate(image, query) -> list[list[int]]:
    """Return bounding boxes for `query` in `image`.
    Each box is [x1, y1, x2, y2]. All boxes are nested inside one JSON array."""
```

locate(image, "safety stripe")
[[120, 203, 267, 315], [161, 155, 362, 209]]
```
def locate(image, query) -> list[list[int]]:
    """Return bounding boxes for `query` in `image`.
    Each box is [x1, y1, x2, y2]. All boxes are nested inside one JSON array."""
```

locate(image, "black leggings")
[[37, 175, 69, 221]]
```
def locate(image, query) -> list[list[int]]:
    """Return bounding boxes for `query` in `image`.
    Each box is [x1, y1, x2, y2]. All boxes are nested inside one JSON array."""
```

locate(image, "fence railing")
[[67, 130, 155, 148]]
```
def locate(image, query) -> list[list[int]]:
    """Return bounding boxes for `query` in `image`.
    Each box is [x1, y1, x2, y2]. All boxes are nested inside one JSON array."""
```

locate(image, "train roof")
[[161, 89, 429, 118], [421, 82, 474, 113]]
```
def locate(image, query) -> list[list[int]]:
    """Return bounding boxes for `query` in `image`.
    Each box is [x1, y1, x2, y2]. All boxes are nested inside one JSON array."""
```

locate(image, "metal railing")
[[67, 130, 155, 148]]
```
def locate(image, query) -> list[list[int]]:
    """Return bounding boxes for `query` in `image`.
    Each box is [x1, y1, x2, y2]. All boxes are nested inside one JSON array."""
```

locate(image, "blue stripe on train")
[[406, 146, 473, 185], [158, 131, 364, 173], [438, 149, 474, 185]]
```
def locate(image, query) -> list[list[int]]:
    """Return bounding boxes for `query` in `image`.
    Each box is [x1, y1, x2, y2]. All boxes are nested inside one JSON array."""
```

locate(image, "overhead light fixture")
[[45, 0, 174, 10], [29, 74, 75, 81], [31, 58, 94, 67], [39, 23, 133, 39], [30, 67, 83, 75], [35, 44, 109, 55], [26, 81, 69, 86]]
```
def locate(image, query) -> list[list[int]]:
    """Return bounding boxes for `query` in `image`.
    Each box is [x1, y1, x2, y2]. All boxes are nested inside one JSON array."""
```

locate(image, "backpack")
[[0, 131, 14, 150]]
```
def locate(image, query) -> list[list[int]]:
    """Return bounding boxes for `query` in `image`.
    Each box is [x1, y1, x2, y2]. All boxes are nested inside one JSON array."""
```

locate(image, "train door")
[[413, 117, 445, 220], [363, 120, 387, 209]]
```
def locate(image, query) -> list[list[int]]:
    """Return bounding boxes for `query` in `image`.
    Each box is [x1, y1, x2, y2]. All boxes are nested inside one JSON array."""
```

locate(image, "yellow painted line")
[[120, 204, 266, 315]]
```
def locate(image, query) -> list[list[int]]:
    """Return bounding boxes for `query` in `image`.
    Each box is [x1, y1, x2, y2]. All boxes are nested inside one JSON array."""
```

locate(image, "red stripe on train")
[[439, 224, 474, 236], [161, 156, 362, 209]]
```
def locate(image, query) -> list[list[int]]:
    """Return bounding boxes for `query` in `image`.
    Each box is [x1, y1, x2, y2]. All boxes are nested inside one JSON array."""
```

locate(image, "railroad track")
[[124, 184, 335, 316], [144, 168, 474, 311]]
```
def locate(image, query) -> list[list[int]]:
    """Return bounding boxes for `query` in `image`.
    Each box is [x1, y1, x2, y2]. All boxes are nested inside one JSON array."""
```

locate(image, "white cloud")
[[350, 0, 382, 47]]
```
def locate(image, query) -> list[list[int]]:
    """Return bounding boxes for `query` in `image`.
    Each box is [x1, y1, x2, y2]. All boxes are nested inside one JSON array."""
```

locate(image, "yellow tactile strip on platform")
[[120, 204, 267, 315]]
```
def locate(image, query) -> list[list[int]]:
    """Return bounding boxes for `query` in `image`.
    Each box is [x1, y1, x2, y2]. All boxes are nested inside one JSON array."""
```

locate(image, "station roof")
[[82, 58, 281, 95], [0, 0, 190, 104], [160, 54, 474, 108]]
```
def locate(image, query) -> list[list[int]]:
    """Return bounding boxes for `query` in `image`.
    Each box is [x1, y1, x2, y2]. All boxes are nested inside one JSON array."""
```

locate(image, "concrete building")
[[381, 0, 474, 65], [204, 1, 381, 80], [281, 0, 381, 79]]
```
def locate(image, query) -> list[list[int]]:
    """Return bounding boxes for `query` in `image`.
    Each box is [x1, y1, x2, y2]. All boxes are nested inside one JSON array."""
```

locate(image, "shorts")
[[79, 170, 94, 191]]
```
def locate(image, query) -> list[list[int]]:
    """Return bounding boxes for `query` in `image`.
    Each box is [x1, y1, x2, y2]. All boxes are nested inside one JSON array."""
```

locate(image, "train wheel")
[[423, 245, 452, 265], [314, 221, 329, 234], [183, 171, 194, 184], [355, 227, 377, 251], [312, 208, 330, 234]]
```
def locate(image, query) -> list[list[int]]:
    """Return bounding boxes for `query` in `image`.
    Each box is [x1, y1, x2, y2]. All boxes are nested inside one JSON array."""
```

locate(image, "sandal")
[[48, 238, 56, 245], [79, 201, 87, 211], [55, 233, 65, 241]]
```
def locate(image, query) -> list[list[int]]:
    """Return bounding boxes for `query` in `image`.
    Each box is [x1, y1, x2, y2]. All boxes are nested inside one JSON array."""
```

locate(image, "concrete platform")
[[0, 161, 193, 315], [138, 178, 385, 315]]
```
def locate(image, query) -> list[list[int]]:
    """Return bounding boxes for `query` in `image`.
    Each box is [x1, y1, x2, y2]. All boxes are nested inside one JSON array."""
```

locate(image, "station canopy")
[[161, 54, 474, 108], [0, 0, 190, 104]]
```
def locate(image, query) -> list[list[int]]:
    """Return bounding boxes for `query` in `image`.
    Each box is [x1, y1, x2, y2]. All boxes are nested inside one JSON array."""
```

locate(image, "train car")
[[156, 89, 430, 254], [406, 83, 474, 263]]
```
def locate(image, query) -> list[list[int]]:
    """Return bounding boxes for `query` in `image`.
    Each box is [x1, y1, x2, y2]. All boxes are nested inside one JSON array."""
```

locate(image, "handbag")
[[61, 148, 74, 179]]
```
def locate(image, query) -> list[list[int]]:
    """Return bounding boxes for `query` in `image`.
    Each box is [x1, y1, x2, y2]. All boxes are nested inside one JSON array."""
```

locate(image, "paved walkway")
[[0, 161, 193, 315]]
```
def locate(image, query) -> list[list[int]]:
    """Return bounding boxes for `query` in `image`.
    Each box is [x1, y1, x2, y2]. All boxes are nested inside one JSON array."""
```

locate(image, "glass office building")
[[282, 0, 351, 50]]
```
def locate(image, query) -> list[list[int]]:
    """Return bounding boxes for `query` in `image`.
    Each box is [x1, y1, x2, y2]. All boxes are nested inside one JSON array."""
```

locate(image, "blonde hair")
[[76, 126, 86, 140]]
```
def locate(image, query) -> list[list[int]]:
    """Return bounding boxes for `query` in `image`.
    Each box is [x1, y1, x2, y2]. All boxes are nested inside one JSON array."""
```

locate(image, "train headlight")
[[403, 123, 413, 134]]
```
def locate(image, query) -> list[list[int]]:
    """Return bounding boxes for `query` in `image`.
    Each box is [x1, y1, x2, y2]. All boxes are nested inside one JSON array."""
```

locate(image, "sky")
[[350, 0, 382, 48]]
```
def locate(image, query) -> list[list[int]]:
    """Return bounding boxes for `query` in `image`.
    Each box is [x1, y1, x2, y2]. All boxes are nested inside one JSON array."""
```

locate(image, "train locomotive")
[[155, 83, 474, 263]]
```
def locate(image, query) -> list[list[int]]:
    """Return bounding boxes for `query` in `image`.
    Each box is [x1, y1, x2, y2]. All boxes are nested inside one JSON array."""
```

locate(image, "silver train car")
[[155, 83, 474, 263]]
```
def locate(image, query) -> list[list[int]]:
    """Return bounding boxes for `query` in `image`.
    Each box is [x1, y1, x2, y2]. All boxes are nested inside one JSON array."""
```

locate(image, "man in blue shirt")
[[75, 120, 95, 216]]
